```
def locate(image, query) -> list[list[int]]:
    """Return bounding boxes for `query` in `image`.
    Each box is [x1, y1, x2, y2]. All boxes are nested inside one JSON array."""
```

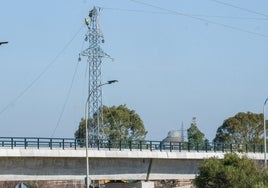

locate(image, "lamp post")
[[264, 97, 268, 168], [85, 80, 118, 188]]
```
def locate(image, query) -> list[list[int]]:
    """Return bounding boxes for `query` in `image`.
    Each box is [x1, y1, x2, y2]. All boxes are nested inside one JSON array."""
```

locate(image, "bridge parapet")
[[0, 148, 264, 182], [0, 147, 264, 161], [0, 137, 265, 182], [0, 137, 265, 154]]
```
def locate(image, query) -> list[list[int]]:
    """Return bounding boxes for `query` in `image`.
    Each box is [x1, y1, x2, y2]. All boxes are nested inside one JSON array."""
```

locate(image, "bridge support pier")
[[141, 181, 154, 188]]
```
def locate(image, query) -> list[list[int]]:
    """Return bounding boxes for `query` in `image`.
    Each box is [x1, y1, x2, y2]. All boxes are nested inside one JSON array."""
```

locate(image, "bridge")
[[0, 137, 265, 187]]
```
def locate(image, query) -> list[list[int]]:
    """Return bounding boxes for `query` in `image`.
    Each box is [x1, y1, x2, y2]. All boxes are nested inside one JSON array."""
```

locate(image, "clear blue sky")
[[1, 0, 268, 141]]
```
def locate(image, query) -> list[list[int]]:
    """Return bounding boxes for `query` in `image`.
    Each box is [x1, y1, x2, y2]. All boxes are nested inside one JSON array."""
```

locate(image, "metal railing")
[[0, 137, 265, 153], [0, 137, 79, 150]]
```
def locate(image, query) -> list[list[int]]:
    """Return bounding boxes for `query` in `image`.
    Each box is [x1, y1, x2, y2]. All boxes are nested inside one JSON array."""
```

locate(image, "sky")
[[0, 0, 268, 141]]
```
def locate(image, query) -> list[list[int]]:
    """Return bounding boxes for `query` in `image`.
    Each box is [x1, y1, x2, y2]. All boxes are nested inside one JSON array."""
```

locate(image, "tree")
[[187, 117, 206, 145], [74, 105, 147, 143], [213, 112, 263, 145], [194, 153, 268, 188]]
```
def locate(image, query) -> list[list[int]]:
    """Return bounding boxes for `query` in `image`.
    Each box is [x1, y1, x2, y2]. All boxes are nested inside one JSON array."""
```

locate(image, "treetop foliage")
[[102, 105, 147, 141], [187, 117, 206, 144], [74, 105, 147, 143], [194, 153, 268, 188], [213, 112, 263, 144]]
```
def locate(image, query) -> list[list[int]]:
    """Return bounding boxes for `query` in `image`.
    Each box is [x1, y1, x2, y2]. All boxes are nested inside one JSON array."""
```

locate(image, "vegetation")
[[74, 105, 147, 143], [187, 117, 206, 143], [194, 153, 268, 188], [213, 112, 263, 145], [28, 184, 38, 188], [187, 117, 207, 149]]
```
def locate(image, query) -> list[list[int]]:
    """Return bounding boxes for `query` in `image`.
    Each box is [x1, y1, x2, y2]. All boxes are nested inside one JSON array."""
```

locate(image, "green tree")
[[194, 153, 268, 188], [187, 117, 206, 145], [74, 105, 147, 143], [213, 112, 263, 145]]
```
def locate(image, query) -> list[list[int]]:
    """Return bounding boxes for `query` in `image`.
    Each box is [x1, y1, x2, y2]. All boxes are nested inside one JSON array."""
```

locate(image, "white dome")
[[167, 130, 180, 138]]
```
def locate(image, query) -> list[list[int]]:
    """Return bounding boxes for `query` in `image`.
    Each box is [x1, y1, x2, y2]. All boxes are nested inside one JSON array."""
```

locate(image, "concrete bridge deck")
[[0, 137, 265, 183], [0, 147, 265, 181]]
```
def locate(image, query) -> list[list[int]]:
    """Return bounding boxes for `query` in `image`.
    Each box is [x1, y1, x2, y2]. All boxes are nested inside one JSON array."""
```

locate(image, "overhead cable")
[[51, 60, 80, 138], [101, 6, 268, 21], [129, 0, 268, 38], [0, 25, 84, 116], [210, 0, 268, 18]]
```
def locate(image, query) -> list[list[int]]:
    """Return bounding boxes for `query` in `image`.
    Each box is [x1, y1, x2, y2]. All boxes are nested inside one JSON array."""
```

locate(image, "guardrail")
[[0, 137, 265, 153]]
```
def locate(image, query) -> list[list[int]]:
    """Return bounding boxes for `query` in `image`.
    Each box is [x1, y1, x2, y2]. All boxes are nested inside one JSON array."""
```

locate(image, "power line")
[[209, 0, 268, 18], [100, 6, 168, 15], [187, 14, 268, 21], [0, 25, 84, 116], [102, 6, 268, 21], [129, 0, 268, 38], [51, 59, 80, 138]]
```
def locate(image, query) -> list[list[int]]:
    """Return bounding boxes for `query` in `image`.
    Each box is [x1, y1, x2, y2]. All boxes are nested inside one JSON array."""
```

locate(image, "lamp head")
[[0, 41, 8, 45], [107, 80, 118, 84], [265, 97, 268, 106]]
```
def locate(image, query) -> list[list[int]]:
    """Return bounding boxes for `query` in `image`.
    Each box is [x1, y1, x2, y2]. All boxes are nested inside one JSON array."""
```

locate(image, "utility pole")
[[180, 122, 185, 142], [264, 97, 268, 168]]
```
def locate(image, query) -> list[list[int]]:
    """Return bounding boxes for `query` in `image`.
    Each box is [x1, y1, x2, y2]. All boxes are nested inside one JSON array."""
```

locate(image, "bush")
[[194, 153, 268, 188]]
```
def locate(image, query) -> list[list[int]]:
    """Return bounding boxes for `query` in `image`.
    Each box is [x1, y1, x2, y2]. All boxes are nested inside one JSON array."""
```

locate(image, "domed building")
[[162, 130, 183, 143]]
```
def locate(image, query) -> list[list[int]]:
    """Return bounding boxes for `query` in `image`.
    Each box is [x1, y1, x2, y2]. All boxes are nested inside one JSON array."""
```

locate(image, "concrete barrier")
[[0, 148, 264, 181]]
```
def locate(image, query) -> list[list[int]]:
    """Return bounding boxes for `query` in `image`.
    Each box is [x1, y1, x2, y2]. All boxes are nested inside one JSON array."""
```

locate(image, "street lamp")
[[0, 41, 8, 45], [85, 80, 118, 188], [264, 97, 268, 168]]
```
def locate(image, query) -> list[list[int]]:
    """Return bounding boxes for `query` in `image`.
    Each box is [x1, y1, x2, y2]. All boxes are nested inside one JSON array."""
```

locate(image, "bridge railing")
[[0, 137, 265, 153], [0, 137, 79, 150]]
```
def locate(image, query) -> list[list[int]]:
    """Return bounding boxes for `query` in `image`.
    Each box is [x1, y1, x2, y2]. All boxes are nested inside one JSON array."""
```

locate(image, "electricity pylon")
[[79, 7, 112, 141]]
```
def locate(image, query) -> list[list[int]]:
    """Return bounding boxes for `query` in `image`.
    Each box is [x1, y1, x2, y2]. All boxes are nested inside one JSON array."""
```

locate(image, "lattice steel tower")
[[79, 7, 111, 141]]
